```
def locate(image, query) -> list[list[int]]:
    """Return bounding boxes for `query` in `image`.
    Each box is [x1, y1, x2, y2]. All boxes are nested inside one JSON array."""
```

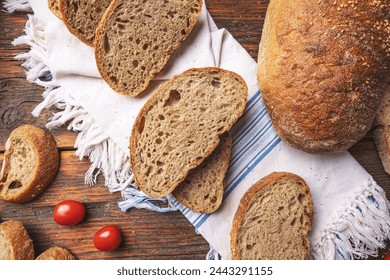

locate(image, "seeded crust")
[[95, 0, 203, 96], [0, 220, 34, 260], [130, 67, 248, 198], [172, 133, 232, 214], [60, 0, 112, 46], [230, 172, 313, 260], [36, 247, 75, 260], [373, 92, 390, 175], [0, 125, 59, 203], [257, 0, 390, 154], [48, 0, 62, 19]]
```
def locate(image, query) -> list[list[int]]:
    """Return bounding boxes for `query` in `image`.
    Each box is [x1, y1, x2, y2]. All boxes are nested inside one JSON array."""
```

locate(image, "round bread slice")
[[95, 0, 203, 96], [231, 172, 314, 260], [0, 125, 59, 203], [172, 133, 232, 213], [49, 0, 62, 19], [60, 0, 112, 46], [36, 247, 75, 260], [0, 220, 34, 260], [130, 67, 248, 198]]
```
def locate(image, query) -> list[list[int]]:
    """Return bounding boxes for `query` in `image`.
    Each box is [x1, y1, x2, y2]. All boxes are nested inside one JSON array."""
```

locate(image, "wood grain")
[[0, 0, 389, 260]]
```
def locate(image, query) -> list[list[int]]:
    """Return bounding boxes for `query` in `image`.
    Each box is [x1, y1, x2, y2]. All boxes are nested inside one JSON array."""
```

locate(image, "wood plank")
[[0, 151, 209, 260]]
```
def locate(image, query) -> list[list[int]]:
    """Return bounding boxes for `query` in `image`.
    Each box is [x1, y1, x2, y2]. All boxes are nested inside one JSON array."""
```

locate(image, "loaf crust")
[[130, 67, 248, 198], [0, 125, 59, 203], [48, 0, 62, 19], [36, 247, 75, 260], [257, 0, 390, 154], [373, 92, 390, 174], [230, 172, 313, 260], [0, 220, 34, 260], [95, 0, 203, 96]]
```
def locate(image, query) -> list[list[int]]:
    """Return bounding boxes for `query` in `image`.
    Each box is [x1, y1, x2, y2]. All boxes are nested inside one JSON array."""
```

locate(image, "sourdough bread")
[[0, 220, 34, 260], [130, 67, 248, 198], [0, 125, 59, 203], [257, 0, 390, 154], [36, 247, 75, 260], [230, 172, 313, 260], [48, 0, 62, 19], [373, 93, 390, 175], [60, 0, 112, 46], [95, 0, 202, 96], [172, 133, 232, 213]]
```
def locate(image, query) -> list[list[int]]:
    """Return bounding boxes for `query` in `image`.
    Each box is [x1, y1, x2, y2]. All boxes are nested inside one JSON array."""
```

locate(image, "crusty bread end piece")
[[172, 133, 232, 213], [0, 125, 59, 203], [60, 0, 112, 46], [95, 0, 203, 96], [0, 220, 34, 260], [373, 92, 390, 175], [130, 67, 248, 198], [48, 0, 62, 19], [231, 172, 313, 260], [36, 247, 75, 260]]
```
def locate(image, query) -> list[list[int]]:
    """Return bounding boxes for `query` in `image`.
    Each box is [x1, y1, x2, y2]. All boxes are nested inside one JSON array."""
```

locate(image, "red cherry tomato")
[[93, 225, 122, 251], [384, 254, 390, 260], [53, 200, 85, 226]]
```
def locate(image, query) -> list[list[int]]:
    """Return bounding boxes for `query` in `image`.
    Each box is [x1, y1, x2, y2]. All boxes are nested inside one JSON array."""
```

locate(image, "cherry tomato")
[[93, 225, 122, 251], [53, 200, 85, 226], [384, 254, 390, 260]]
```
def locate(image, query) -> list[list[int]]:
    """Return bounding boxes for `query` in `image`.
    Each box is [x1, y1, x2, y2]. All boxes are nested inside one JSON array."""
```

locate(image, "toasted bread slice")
[[130, 67, 248, 198], [231, 172, 313, 260], [60, 0, 112, 46], [36, 247, 75, 260], [0, 125, 59, 203], [172, 134, 232, 213], [0, 220, 34, 260], [95, 0, 202, 96]]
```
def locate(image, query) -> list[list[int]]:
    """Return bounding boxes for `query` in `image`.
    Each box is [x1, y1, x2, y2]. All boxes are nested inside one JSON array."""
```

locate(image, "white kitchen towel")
[[4, 0, 390, 260]]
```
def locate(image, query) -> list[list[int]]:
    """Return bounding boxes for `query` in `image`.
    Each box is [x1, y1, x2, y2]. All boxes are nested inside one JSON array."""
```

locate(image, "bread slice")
[[36, 247, 75, 260], [172, 133, 232, 213], [49, 0, 62, 19], [95, 0, 202, 96], [0, 220, 34, 260], [130, 67, 248, 198], [373, 92, 390, 175], [60, 0, 112, 46], [0, 125, 59, 203], [230, 172, 313, 260]]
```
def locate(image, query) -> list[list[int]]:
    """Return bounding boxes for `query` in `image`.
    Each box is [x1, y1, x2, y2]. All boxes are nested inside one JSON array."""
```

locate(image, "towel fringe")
[[311, 178, 390, 259], [11, 9, 176, 213], [3, 0, 31, 12]]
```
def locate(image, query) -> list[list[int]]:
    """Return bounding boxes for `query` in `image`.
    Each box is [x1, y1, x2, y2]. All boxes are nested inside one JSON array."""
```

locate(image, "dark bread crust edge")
[[0, 220, 34, 260], [36, 247, 76, 260], [0, 125, 59, 203], [230, 172, 314, 260], [129, 67, 248, 198], [59, 0, 96, 47], [172, 133, 233, 214], [94, 0, 203, 97]]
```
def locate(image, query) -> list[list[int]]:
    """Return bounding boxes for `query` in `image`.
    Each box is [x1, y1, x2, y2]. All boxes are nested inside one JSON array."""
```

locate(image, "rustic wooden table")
[[0, 0, 389, 260]]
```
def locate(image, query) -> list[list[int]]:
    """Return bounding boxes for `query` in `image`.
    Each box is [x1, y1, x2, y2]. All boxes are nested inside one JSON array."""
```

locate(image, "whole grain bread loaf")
[[257, 0, 390, 154], [95, 0, 202, 96], [0, 125, 59, 203], [230, 172, 313, 260], [36, 247, 75, 260], [130, 67, 248, 198], [0, 220, 34, 260], [60, 0, 112, 46], [172, 133, 232, 213]]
